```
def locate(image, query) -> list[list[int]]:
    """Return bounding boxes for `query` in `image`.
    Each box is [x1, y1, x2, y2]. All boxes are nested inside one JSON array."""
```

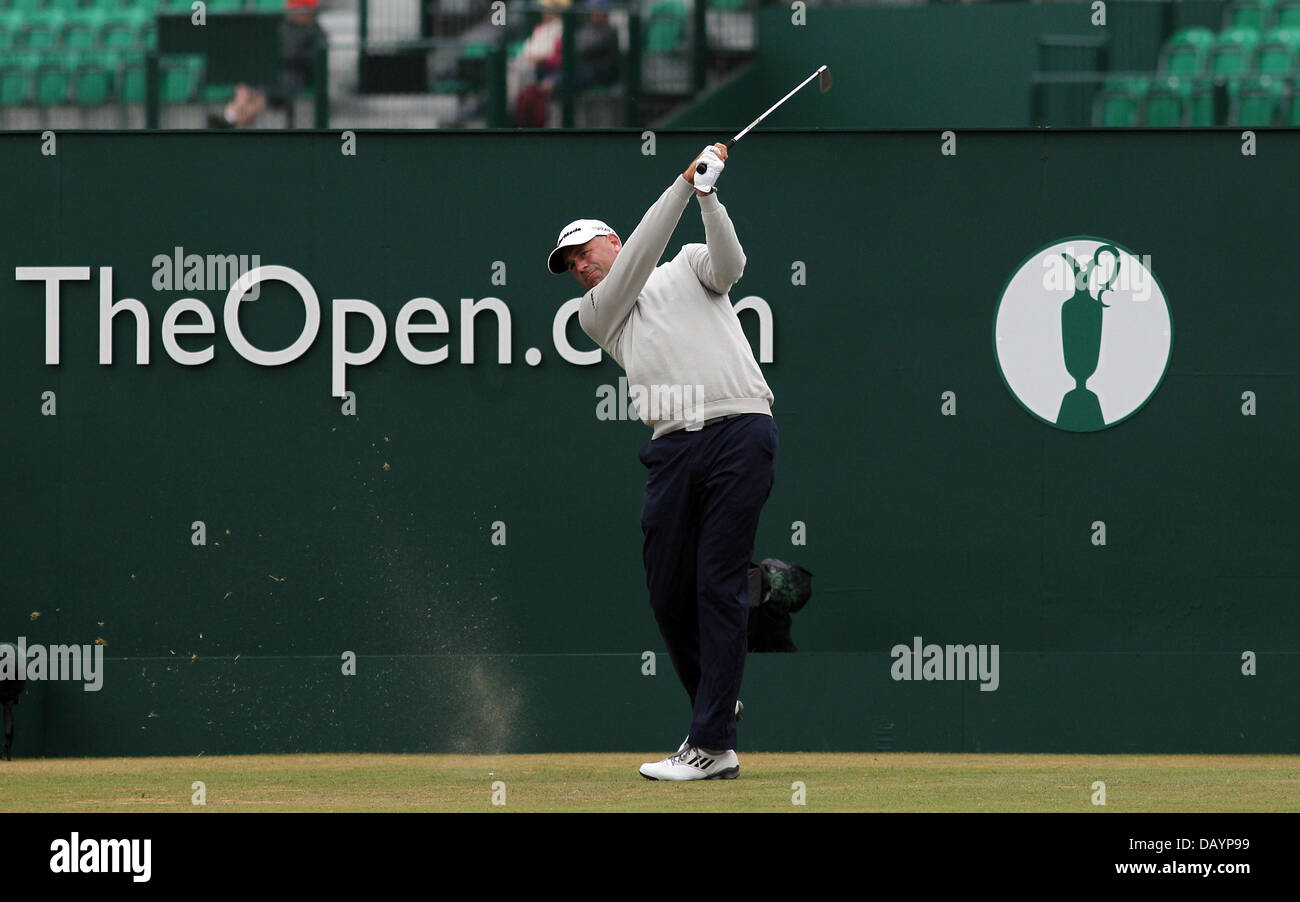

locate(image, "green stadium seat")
[[710, 0, 746, 9], [1189, 78, 1218, 124], [251, 0, 285, 10], [118, 50, 144, 101], [1210, 26, 1261, 75], [201, 81, 233, 103], [62, 10, 105, 49], [159, 53, 201, 102], [1143, 76, 1190, 125], [1278, 0, 1300, 26], [205, 0, 244, 10], [0, 13, 17, 50], [1254, 26, 1300, 72], [1227, 0, 1276, 30], [645, 1, 687, 52], [1160, 27, 1215, 75], [34, 51, 73, 104], [72, 49, 114, 102], [1286, 87, 1300, 123], [101, 9, 147, 48], [1093, 76, 1148, 127], [0, 54, 33, 104], [99, 19, 133, 47], [1234, 74, 1284, 124], [21, 13, 66, 51]]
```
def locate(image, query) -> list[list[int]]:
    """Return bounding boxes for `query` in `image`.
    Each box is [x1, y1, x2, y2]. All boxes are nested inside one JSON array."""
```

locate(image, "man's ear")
[[609, 233, 621, 251]]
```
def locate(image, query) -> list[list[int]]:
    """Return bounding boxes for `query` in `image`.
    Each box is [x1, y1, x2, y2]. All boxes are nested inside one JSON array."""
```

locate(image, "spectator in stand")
[[208, 0, 326, 128], [544, 0, 620, 93], [509, 0, 569, 125], [516, 0, 621, 127]]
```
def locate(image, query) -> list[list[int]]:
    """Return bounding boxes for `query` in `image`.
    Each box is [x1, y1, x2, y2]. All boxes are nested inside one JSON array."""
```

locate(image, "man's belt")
[[700, 413, 746, 428]]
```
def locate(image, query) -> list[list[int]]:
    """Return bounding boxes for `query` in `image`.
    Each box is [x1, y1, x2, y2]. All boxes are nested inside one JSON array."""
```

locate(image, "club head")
[[818, 66, 833, 93]]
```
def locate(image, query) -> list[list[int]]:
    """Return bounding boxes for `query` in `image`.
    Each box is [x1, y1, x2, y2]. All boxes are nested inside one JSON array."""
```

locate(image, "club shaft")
[[696, 66, 828, 174], [731, 65, 827, 145]]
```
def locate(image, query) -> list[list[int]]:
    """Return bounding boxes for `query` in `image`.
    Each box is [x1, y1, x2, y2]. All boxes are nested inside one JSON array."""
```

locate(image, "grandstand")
[[0, 2, 1295, 131], [1094, 8, 1300, 125], [0, 0, 304, 127], [0, 0, 757, 128]]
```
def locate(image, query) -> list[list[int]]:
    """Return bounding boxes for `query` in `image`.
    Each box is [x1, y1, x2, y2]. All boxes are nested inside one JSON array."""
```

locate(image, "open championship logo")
[[994, 238, 1172, 432]]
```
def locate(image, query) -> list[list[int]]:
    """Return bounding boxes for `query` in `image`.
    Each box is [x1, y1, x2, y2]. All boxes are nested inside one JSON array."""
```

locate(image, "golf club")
[[696, 65, 833, 174]]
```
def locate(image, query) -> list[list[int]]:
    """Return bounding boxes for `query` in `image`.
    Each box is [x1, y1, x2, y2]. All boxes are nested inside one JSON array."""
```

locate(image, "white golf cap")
[[547, 219, 615, 274]]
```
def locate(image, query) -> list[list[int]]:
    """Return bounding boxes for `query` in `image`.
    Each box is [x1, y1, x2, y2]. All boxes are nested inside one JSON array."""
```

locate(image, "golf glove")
[[694, 146, 724, 194]]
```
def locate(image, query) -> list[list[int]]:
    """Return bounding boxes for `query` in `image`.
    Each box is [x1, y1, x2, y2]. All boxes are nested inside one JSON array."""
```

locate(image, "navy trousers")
[[639, 412, 778, 752]]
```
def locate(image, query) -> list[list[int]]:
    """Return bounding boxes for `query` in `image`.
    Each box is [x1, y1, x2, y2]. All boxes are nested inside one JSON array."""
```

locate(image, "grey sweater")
[[578, 176, 774, 439]]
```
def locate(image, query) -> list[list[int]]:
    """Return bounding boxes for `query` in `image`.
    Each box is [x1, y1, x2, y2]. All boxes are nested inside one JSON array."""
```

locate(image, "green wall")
[[667, 4, 1098, 129], [2, 130, 1296, 756], [665, 1, 1229, 130]]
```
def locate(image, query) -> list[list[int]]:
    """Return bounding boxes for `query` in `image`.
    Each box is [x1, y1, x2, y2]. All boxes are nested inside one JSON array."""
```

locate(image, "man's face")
[[563, 234, 621, 291]]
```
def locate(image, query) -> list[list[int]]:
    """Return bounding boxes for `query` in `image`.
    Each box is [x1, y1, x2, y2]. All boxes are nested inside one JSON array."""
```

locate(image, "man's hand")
[[684, 143, 728, 196]]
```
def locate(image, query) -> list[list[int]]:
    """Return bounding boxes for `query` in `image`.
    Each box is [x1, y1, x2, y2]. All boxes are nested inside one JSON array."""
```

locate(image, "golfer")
[[547, 144, 777, 780]]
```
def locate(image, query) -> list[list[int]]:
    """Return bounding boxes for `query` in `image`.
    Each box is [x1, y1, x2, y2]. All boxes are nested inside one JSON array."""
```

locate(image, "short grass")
[[3, 754, 1296, 812]]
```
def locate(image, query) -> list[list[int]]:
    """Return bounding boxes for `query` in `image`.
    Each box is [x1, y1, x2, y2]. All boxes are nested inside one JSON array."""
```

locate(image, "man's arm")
[[578, 176, 694, 350], [685, 191, 746, 294]]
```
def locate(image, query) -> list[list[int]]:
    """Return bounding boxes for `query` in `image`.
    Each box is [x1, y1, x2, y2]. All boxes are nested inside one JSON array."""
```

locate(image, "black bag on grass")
[[746, 558, 814, 653]]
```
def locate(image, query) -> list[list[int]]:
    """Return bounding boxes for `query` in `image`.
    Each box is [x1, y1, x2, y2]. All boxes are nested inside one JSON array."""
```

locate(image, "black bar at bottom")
[[5, 812, 1290, 889]]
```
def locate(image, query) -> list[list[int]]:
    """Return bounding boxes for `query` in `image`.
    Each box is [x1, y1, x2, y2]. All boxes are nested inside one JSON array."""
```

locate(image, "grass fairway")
[[4, 753, 1297, 812]]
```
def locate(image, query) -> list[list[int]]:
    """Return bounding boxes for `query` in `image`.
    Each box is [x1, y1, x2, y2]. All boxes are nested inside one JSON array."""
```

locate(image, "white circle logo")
[[994, 237, 1172, 432]]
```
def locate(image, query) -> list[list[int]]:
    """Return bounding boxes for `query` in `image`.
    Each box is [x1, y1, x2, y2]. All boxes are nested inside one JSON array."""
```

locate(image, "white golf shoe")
[[640, 745, 740, 781]]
